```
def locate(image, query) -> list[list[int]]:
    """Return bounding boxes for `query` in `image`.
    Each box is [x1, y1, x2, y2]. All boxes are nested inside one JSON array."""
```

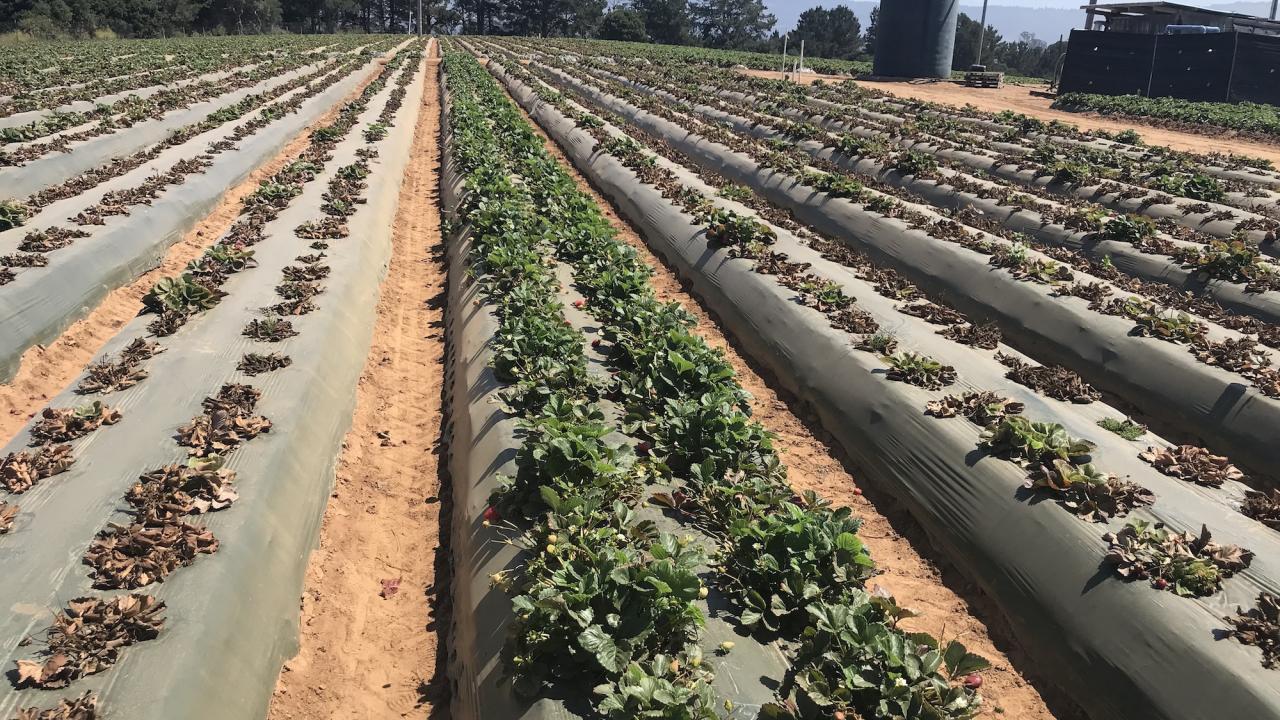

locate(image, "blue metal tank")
[[873, 0, 961, 79]]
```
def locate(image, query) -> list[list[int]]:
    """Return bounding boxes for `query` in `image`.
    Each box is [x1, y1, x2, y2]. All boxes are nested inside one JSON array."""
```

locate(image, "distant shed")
[[1060, 2, 1280, 104]]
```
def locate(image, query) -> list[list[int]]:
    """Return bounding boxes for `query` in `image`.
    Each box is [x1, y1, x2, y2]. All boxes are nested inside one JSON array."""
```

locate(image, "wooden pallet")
[[964, 71, 1004, 88]]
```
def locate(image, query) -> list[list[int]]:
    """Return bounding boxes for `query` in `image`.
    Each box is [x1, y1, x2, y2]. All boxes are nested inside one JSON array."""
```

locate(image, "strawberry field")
[[2, 32, 1280, 720]]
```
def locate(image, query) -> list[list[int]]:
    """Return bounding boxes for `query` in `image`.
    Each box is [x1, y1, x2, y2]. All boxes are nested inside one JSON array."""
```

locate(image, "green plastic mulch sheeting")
[[492, 58, 1280, 720], [0, 55, 421, 720]]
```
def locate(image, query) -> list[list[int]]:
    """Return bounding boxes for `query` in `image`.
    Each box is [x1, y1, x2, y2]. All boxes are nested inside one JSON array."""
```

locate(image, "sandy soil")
[[267, 42, 449, 720], [505, 84, 1078, 720], [737, 68, 1280, 165], [0, 59, 389, 446]]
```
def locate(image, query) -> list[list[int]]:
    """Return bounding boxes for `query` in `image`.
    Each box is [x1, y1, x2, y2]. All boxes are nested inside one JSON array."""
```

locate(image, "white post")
[[799, 38, 805, 80], [781, 34, 788, 76], [976, 0, 990, 66]]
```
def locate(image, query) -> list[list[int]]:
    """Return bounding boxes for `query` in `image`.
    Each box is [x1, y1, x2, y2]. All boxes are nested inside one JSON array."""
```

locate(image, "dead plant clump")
[[14, 595, 165, 689], [997, 352, 1101, 403], [127, 456, 239, 519], [177, 384, 271, 456], [29, 403, 122, 445], [238, 352, 292, 376], [938, 322, 1002, 349], [1225, 593, 1280, 669], [1241, 489, 1280, 531], [899, 301, 967, 326], [242, 317, 298, 342], [926, 391, 1024, 426], [77, 339, 163, 394], [1138, 445, 1247, 488], [0, 501, 18, 534], [84, 518, 218, 589], [14, 692, 97, 720], [295, 217, 349, 239], [1, 445, 74, 493]]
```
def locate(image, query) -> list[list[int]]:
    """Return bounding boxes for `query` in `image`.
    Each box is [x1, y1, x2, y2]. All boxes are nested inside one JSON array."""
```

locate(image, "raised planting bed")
[[548, 57, 1280, 327], [487, 53, 1280, 720], [0, 50, 395, 382], [0, 49, 423, 720], [509, 57, 1280, 478], [443, 47, 997, 720]]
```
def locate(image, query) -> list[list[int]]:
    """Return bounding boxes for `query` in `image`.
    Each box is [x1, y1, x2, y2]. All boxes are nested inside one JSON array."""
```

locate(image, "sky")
[[760, 0, 1265, 39], [762, 0, 1086, 33]]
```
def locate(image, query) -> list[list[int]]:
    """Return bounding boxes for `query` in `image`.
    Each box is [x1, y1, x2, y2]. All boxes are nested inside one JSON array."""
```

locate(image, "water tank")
[[873, 0, 960, 79]]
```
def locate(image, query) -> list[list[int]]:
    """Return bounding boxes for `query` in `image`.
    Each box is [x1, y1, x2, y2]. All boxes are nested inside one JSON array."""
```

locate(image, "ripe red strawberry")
[[483, 506, 501, 523]]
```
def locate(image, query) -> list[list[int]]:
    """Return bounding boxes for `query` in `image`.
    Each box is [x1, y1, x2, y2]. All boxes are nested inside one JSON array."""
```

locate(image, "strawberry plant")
[[1138, 444, 1245, 487], [765, 597, 987, 720], [594, 654, 721, 719], [981, 415, 1094, 464], [30, 402, 121, 445], [1103, 521, 1253, 597], [1099, 214, 1157, 244], [504, 513, 706, 694], [884, 352, 956, 389], [705, 207, 776, 251], [15, 595, 165, 689], [893, 150, 937, 177], [0, 199, 29, 231], [720, 502, 874, 633], [142, 275, 221, 315], [492, 401, 637, 519], [1097, 417, 1146, 440], [1, 444, 74, 493]]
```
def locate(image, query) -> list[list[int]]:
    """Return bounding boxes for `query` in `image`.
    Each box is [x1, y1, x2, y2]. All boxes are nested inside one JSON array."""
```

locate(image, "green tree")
[[793, 4, 861, 60], [952, 11, 1001, 70], [632, 0, 690, 45], [598, 5, 647, 41], [864, 6, 878, 56], [690, 0, 775, 50]]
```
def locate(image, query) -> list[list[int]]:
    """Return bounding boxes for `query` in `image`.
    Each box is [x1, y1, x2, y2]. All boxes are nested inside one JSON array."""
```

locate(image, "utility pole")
[[781, 34, 788, 76], [975, 0, 990, 66], [418, 0, 423, 36], [798, 39, 805, 81], [1272, 0, 1278, 20], [1085, 0, 1099, 29]]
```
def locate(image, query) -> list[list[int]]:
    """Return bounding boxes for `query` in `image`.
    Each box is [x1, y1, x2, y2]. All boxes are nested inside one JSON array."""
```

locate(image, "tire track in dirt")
[[496, 73, 1082, 720], [267, 42, 450, 720]]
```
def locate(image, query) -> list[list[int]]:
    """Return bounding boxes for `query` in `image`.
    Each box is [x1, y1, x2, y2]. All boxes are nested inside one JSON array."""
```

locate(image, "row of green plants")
[[518, 47, 1280, 399], [459, 47, 992, 719], [0, 34, 381, 113], [482, 42, 1280, 670], [576, 46, 1279, 239], [1055, 92, 1280, 141]]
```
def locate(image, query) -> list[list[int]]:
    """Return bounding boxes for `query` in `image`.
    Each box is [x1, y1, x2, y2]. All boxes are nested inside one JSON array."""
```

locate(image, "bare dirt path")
[[0, 59, 392, 445], [500, 76, 1078, 720], [737, 68, 1280, 165], [267, 42, 450, 720]]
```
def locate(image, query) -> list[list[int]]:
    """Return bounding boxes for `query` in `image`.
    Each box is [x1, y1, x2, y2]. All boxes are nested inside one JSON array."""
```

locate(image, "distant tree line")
[[0, 0, 457, 37], [0, 1, 1067, 80], [951, 12, 1067, 79]]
